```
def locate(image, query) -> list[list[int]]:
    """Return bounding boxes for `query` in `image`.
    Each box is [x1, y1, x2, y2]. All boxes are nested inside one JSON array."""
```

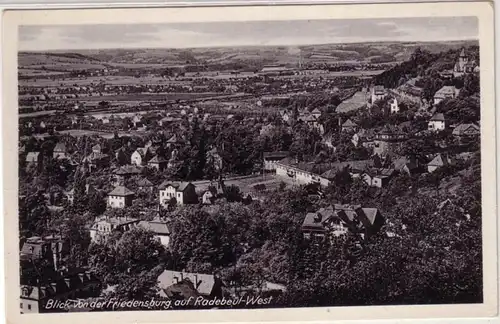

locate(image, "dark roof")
[[430, 113, 445, 122], [137, 178, 154, 187], [148, 155, 168, 164], [452, 123, 480, 136], [263, 151, 289, 160], [158, 181, 194, 191], [137, 220, 170, 235], [108, 186, 135, 196], [115, 165, 141, 175]]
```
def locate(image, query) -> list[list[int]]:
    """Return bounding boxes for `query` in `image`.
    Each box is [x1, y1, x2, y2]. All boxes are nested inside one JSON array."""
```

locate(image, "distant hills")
[[19, 40, 478, 70]]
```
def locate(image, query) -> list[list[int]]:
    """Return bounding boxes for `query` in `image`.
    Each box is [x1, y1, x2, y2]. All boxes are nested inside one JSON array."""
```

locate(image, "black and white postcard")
[[2, 2, 497, 323]]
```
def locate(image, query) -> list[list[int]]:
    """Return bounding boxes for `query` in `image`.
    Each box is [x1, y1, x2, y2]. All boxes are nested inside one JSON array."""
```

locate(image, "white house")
[[428, 113, 446, 132], [131, 147, 151, 166], [107, 186, 135, 208], [89, 217, 139, 243], [158, 181, 198, 207], [433, 86, 460, 105], [389, 98, 399, 114], [275, 157, 331, 187], [137, 219, 170, 248], [371, 85, 386, 104]]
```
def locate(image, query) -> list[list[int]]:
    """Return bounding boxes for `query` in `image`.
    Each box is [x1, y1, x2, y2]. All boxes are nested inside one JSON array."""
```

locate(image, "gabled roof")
[[452, 123, 480, 136], [115, 165, 141, 175], [148, 155, 168, 164], [53, 142, 67, 152], [108, 186, 135, 196], [157, 270, 216, 296], [430, 113, 445, 122], [428, 154, 449, 167], [167, 135, 178, 143], [158, 180, 194, 191], [342, 119, 357, 128], [137, 220, 170, 235], [263, 151, 289, 160], [434, 86, 458, 98], [311, 108, 321, 115], [137, 178, 154, 187]]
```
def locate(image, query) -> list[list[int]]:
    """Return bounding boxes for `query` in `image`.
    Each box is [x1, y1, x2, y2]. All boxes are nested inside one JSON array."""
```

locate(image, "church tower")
[[458, 48, 468, 72]]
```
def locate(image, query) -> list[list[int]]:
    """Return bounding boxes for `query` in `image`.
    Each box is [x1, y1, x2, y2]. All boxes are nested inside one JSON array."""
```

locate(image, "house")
[[89, 216, 139, 243], [157, 270, 224, 299], [131, 147, 153, 166], [311, 108, 322, 119], [166, 134, 180, 148], [202, 190, 215, 205], [392, 156, 422, 176], [371, 85, 386, 103], [92, 144, 102, 154], [428, 113, 446, 132], [137, 219, 170, 248], [20, 235, 66, 271], [279, 109, 292, 124], [365, 168, 395, 188], [263, 151, 289, 172], [389, 98, 399, 114], [372, 125, 408, 157], [301, 204, 384, 240], [132, 115, 143, 128], [275, 157, 332, 187], [341, 119, 358, 133], [107, 186, 135, 208], [52, 143, 67, 159], [433, 86, 459, 105], [427, 154, 450, 173], [320, 160, 374, 182], [26, 152, 42, 168], [158, 181, 198, 207], [148, 155, 168, 171], [352, 129, 376, 148], [82, 152, 110, 171], [137, 178, 154, 192], [453, 48, 477, 75], [452, 123, 480, 138], [115, 165, 141, 185], [20, 271, 101, 313]]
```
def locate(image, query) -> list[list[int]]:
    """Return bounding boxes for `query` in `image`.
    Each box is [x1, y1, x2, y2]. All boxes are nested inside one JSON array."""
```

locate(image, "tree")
[[88, 227, 169, 299]]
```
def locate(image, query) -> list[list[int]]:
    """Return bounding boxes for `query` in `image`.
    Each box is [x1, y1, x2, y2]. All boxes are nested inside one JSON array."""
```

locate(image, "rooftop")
[[108, 186, 135, 196]]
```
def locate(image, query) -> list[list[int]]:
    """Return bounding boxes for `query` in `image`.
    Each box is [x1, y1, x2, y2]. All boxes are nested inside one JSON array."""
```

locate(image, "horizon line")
[[18, 38, 479, 53]]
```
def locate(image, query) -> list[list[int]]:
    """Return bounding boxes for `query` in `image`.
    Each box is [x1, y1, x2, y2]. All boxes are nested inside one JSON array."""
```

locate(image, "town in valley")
[[18, 26, 482, 313]]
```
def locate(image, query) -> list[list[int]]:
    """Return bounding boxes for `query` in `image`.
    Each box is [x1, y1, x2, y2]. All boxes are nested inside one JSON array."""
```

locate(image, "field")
[[336, 91, 369, 113], [192, 174, 293, 196]]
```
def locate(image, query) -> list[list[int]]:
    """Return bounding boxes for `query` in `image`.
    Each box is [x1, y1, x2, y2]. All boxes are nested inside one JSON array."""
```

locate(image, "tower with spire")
[[454, 48, 469, 73]]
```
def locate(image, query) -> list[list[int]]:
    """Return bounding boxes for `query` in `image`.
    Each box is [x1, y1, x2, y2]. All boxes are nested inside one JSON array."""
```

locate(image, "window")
[[28, 305, 32, 310], [20, 303, 23, 309]]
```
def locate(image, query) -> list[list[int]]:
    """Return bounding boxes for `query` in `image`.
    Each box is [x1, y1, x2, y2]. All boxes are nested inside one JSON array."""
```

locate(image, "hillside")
[[19, 40, 478, 69]]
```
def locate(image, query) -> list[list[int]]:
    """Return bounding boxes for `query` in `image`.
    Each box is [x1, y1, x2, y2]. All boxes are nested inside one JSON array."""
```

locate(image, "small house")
[[107, 186, 135, 208], [428, 113, 446, 132]]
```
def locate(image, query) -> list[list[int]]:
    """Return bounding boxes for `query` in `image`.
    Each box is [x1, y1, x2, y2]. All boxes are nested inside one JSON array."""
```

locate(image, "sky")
[[19, 17, 478, 51]]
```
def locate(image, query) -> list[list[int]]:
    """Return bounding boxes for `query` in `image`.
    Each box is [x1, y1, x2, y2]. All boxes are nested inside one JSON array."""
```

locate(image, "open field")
[[192, 174, 293, 195]]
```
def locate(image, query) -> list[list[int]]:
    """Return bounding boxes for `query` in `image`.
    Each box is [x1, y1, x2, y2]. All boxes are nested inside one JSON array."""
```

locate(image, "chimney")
[[173, 276, 179, 284]]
